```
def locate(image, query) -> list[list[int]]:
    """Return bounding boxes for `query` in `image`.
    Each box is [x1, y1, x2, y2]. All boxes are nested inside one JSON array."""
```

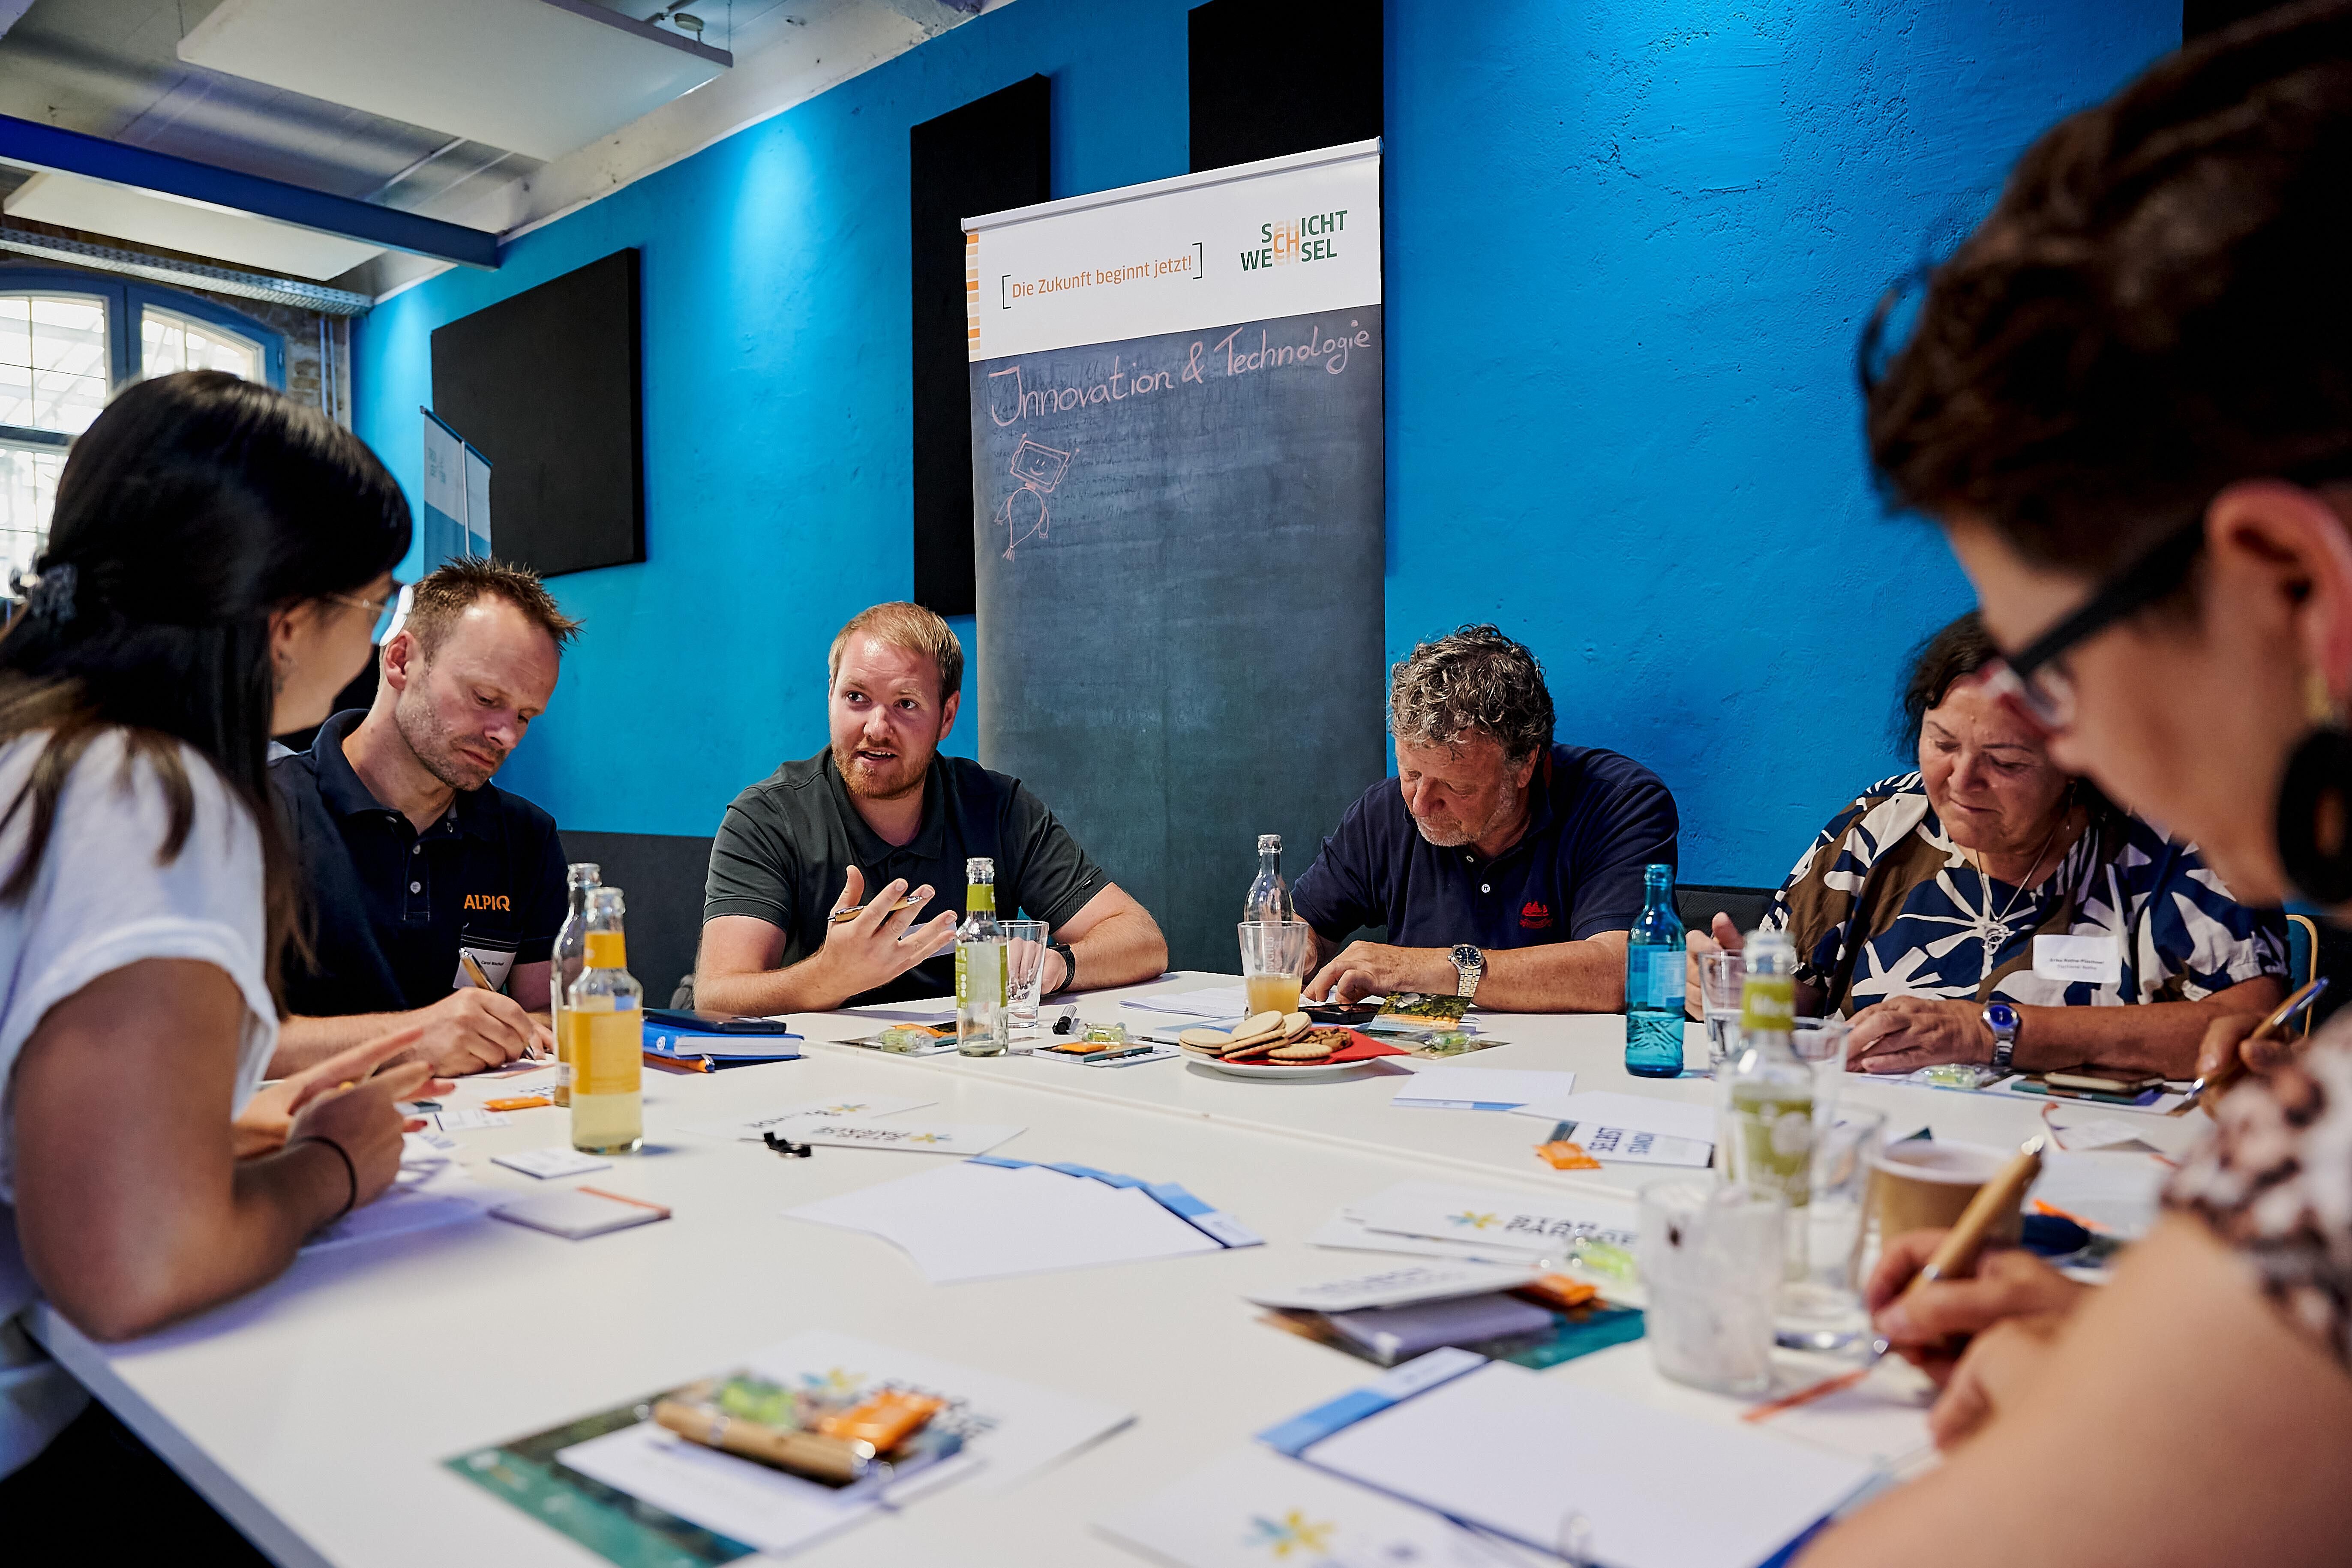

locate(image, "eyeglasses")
[[1979, 516, 2206, 732], [325, 582, 406, 622]]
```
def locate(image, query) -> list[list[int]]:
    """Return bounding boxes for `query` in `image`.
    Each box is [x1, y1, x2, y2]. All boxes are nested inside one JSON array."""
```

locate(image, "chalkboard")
[[971, 306, 1387, 970]]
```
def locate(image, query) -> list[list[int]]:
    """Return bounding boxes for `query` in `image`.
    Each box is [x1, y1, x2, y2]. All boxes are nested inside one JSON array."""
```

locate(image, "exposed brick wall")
[[0, 215, 354, 426]]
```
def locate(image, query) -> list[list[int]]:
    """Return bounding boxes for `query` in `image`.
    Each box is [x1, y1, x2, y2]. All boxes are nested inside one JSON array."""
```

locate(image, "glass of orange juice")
[[1238, 920, 1310, 1016]]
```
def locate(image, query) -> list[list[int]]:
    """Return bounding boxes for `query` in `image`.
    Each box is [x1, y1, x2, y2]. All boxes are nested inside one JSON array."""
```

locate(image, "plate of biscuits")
[[1174, 1012, 1392, 1079]]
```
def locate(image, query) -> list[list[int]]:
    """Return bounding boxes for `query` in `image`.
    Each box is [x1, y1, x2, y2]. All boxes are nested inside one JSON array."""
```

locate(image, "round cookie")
[[1268, 1039, 1335, 1063]]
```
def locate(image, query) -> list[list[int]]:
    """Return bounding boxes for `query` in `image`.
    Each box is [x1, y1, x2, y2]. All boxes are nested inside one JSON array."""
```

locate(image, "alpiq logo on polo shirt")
[[1520, 899, 1553, 931], [464, 893, 513, 912]]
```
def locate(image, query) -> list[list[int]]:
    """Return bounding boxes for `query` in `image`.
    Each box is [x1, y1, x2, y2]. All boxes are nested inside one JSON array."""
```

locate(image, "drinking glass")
[[1637, 1178, 1785, 1395], [1002, 920, 1050, 1050], [1791, 1015, 1852, 1124], [1237, 921, 1310, 1018], [1780, 1108, 1887, 1331], [1699, 950, 1746, 1069]]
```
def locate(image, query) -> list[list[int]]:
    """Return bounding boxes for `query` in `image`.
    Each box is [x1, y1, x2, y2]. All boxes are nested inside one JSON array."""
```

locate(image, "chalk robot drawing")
[[985, 364, 1079, 560], [995, 435, 1077, 560]]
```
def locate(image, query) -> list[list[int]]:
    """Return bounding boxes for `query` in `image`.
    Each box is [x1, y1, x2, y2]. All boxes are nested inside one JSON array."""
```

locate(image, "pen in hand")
[[2174, 976, 2328, 1115]]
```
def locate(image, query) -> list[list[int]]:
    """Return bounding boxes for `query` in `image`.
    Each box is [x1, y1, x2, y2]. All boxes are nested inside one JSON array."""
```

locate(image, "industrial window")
[[0, 271, 283, 590]]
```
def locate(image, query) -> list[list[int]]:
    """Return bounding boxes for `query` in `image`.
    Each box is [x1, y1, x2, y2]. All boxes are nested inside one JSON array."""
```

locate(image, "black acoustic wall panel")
[[909, 75, 1051, 618], [1189, 0, 1381, 173], [2184, 0, 2287, 38], [430, 249, 644, 579]]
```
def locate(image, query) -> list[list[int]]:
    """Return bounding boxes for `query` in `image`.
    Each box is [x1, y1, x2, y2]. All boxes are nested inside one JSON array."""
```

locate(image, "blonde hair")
[[828, 602, 963, 702]]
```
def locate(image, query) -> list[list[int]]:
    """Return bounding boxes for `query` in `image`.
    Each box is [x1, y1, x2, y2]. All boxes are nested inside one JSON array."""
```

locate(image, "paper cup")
[[1868, 1140, 2025, 1247]]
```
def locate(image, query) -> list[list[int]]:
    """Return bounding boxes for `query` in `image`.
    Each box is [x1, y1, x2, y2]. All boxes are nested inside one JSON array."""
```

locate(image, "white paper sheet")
[[1099, 1447, 1530, 1568], [1531, 1121, 1713, 1168], [1390, 1068, 1575, 1109], [302, 1164, 494, 1253], [2029, 1149, 2168, 1238], [683, 1095, 936, 1141], [784, 1161, 1224, 1283], [1300, 1362, 1877, 1567], [555, 1329, 1133, 1556], [1509, 1090, 1716, 1145]]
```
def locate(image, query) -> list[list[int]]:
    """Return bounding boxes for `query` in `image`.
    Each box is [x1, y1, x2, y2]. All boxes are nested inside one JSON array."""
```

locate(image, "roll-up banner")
[[965, 141, 1385, 969]]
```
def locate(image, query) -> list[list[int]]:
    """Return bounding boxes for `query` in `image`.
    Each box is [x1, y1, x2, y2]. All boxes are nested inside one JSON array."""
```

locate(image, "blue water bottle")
[[1624, 864, 1686, 1078]]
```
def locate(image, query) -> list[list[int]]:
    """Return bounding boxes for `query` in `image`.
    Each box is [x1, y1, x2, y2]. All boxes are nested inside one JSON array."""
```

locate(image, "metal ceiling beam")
[[0, 115, 500, 270]]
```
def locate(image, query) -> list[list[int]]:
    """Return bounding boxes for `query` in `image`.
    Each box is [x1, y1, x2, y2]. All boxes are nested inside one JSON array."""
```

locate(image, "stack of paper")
[[785, 1158, 1260, 1283], [1390, 1068, 1575, 1110], [1311, 1180, 1637, 1264], [1286, 1360, 1878, 1567], [1508, 1089, 1716, 1166]]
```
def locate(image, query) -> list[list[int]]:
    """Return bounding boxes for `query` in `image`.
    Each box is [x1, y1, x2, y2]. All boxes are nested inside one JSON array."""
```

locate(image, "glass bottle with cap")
[[567, 887, 643, 1154], [1243, 833, 1293, 924], [1717, 926, 1812, 1277], [549, 862, 601, 1108], [954, 857, 1008, 1056]]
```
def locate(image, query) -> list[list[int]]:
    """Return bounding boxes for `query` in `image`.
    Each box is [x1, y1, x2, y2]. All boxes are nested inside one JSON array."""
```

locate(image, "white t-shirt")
[[0, 729, 279, 1478]]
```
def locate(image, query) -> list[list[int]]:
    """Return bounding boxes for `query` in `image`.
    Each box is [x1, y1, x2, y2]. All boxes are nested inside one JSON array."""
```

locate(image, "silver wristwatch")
[[1982, 1000, 2021, 1076], [1450, 944, 1485, 1001]]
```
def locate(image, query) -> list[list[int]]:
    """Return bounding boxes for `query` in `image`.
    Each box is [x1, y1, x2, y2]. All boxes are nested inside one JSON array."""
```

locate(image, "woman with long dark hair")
[[0, 372, 444, 1505]]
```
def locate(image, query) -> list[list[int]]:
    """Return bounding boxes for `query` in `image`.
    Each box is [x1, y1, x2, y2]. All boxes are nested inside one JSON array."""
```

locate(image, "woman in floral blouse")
[[1804, 7, 2352, 1565], [1696, 612, 2286, 1077]]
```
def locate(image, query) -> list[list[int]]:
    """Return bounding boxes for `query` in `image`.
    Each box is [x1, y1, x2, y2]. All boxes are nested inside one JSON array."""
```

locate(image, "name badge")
[[2032, 933, 2121, 986], [455, 945, 517, 993]]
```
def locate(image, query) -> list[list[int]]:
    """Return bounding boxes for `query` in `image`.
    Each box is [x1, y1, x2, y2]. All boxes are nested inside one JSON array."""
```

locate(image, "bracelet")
[[292, 1135, 357, 1224]]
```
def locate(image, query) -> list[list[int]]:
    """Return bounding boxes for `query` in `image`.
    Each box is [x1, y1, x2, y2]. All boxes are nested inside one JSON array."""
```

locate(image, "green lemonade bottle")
[[1719, 926, 1812, 1277], [955, 857, 1008, 1057], [567, 887, 643, 1154]]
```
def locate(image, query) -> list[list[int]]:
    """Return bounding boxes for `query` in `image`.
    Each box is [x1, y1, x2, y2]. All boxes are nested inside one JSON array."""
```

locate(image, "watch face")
[[1984, 1001, 2019, 1031], [1451, 944, 1483, 970]]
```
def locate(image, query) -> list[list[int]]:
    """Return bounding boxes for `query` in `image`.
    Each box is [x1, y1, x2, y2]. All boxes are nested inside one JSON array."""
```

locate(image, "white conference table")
[[33, 972, 2203, 1568]]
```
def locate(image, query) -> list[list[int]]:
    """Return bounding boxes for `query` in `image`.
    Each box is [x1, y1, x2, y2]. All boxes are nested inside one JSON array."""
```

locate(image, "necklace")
[[1971, 809, 2073, 979]]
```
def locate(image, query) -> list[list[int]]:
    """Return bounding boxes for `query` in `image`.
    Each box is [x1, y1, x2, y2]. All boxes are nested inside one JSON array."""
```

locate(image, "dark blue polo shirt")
[[271, 709, 568, 1016], [1293, 744, 1678, 950]]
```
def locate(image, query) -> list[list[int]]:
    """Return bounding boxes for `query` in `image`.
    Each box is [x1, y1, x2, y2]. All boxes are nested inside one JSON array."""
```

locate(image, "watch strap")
[[1050, 939, 1077, 995]]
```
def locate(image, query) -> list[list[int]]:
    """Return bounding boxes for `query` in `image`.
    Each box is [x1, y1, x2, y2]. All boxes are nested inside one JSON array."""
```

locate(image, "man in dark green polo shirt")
[[271, 559, 579, 1076], [695, 603, 1167, 1012]]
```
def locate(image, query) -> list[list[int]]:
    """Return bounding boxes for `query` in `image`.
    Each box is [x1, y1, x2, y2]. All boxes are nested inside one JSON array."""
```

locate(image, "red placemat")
[[1327, 1029, 1412, 1062]]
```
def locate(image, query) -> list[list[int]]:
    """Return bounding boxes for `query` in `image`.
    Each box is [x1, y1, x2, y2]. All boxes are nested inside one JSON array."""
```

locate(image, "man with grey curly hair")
[[1294, 625, 1679, 1011]]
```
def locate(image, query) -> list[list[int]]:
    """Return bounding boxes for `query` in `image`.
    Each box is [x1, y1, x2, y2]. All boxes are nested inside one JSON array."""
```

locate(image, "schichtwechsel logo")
[[1239, 209, 1349, 271]]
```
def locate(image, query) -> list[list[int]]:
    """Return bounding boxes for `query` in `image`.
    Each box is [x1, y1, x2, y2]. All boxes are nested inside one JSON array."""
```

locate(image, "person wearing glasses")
[[270, 558, 582, 1077], [1802, 9, 2352, 1564], [1688, 612, 2286, 1079]]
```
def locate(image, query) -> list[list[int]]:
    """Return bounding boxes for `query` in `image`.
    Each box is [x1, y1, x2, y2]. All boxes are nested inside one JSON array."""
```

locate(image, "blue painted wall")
[[354, 0, 2177, 889]]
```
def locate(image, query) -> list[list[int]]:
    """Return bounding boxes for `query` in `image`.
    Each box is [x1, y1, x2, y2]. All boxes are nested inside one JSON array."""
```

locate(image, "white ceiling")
[[0, 0, 1007, 297], [5, 166, 384, 277], [178, 0, 730, 165]]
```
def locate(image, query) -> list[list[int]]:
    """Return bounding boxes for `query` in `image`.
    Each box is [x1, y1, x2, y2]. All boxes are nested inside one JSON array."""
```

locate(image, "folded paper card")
[[1509, 1090, 1716, 1146], [492, 1147, 613, 1180], [1343, 1180, 1640, 1260], [684, 1095, 935, 1142], [1246, 1261, 1544, 1313], [764, 1118, 1023, 1157]]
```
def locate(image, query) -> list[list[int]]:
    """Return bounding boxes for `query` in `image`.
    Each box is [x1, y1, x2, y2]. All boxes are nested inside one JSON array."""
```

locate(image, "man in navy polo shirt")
[[270, 559, 579, 1076], [1297, 625, 1678, 1012]]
